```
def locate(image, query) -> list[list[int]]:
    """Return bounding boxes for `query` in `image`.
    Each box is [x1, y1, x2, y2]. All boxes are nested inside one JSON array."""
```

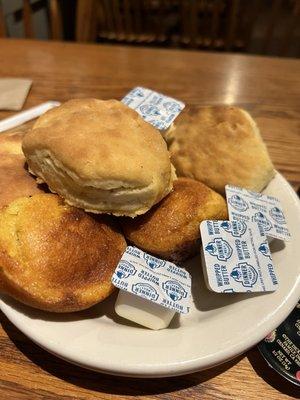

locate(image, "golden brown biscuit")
[[166, 106, 275, 194], [0, 194, 126, 312], [22, 99, 175, 217], [0, 131, 42, 208], [121, 178, 228, 262]]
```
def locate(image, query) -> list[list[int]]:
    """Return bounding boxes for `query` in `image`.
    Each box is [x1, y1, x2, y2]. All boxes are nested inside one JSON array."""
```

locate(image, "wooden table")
[[0, 39, 299, 400]]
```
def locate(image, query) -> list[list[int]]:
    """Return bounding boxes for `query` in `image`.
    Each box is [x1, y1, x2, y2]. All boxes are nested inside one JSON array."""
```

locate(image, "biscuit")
[[0, 194, 126, 312], [121, 178, 228, 262], [166, 106, 275, 194], [22, 99, 175, 216], [0, 131, 42, 208]]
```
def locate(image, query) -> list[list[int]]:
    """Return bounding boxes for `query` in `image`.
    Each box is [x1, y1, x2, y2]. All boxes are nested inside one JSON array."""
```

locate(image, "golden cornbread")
[[166, 106, 275, 194], [0, 194, 126, 312], [0, 131, 24, 156], [22, 99, 175, 217], [0, 131, 43, 208], [121, 178, 228, 262]]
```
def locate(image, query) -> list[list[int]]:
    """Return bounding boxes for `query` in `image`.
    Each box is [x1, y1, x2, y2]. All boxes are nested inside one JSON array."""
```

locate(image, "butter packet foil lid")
[[258, 301, 300, 386], [112, 246, 191, 313], [122, 87, 185, 130], [200, 220, 279, 293], [225, 185, 291, 241]]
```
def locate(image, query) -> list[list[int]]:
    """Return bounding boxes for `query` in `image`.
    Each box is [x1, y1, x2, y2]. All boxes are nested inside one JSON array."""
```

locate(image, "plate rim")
[[1, 172, 300, 378]]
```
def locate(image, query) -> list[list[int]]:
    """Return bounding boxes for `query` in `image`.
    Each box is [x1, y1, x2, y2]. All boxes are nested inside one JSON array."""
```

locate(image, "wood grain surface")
[[0, 39, 299, 400]]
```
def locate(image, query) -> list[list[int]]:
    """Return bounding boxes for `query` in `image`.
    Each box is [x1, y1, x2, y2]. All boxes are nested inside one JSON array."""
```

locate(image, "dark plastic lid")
[[258, 301, 300, 386]]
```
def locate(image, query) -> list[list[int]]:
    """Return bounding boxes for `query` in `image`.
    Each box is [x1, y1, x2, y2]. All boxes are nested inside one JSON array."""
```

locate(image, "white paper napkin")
[[0, 78, 32, 111]]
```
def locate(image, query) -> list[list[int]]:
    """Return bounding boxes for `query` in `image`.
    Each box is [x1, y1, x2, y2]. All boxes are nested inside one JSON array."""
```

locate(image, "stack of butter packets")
[[200, 185, 291, 294], [225, 185, 291, 242]]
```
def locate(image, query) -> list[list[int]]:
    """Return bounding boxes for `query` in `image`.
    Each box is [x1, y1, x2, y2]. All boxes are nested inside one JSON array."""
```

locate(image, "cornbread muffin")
[[166, 106, 275, 194], [121, 178, 228, 262], [0, 131, 42, 208], [0, 194, 126, 312], [22, 99, 175, 217]]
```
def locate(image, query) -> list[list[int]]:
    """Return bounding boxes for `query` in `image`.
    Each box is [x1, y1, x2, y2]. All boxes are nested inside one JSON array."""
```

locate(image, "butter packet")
[[122, 87, 185, 130], [200, 220, 279, 293], [225, 185, 291, 241], [112, 246, 191, 313]]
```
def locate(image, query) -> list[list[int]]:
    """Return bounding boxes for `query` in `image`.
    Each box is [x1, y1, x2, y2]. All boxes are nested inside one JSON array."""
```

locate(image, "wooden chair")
[[76, 0, 300, 56], [76, 0, 177, 44], [174, 0, 300, 55], [0, 0, 6, 37], [0, 0, 63, 40]]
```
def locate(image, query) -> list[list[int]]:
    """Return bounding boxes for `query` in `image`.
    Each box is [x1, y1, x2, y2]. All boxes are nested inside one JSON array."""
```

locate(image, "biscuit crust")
[[121, 178, 228, 262], [22, 99, 175, 216], [166, 106, 275, 194], [0, 131, 42, 208]]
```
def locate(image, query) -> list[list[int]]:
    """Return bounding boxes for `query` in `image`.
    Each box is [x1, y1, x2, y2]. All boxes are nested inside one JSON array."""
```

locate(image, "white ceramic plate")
[[0, 172, 299, 378]]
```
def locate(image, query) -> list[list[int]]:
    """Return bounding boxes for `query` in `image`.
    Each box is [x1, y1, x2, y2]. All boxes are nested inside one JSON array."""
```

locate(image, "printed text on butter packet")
[[112, 246, 191, 313], [122, 87, 185, 130], [200, 220, 278, 293], [225, 185, 291, 241]]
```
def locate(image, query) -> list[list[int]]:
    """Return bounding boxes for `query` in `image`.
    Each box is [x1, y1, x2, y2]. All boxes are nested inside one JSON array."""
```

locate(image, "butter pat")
[[115, 290, 175, 330], [112, 246, 191, 329]]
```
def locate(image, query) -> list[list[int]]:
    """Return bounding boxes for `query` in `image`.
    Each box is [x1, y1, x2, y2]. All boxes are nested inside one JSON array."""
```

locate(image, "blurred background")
[[0, 0, 299, 57]]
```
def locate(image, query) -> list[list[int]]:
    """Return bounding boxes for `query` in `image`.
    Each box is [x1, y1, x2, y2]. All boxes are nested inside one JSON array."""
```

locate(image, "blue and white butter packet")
[[112, 246, 191, 313], [200, 220, 279, 293], [225, 185, 291, 241], [122, 87, 185, 130]]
